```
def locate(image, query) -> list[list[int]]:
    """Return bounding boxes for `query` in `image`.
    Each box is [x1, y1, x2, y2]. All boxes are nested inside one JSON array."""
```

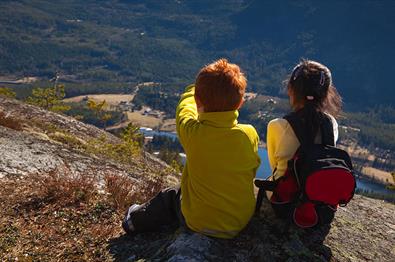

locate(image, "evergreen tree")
[[26, 84, 70, 112]]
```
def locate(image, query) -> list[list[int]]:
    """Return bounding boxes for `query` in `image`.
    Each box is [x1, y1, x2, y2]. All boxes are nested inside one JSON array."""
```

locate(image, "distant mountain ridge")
[[232, 0, 395, 107], [0, 0, 395, 108]]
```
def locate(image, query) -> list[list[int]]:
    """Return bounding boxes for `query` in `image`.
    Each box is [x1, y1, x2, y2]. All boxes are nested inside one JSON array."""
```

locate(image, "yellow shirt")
[[176, 84, 261, 239], [266, 117, 338, 180]]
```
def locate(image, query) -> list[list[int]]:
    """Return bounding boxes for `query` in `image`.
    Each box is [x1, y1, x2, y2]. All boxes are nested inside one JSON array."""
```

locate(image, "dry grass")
[[0, 111, 23, 131], [0, 164, 165, 261], [25, 166, 98, 206], [48, 131, 87, 150], [105, 173, 164, 213], [105, 174, 135, 212]]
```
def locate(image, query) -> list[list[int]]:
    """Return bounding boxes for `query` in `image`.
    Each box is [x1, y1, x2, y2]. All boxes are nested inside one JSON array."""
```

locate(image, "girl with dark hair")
[[267, 59, 342, 182], [256, 59, 356, 228]]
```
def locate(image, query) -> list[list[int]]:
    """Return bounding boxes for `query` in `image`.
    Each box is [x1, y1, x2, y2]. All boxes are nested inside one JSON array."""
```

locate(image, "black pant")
[[123, 187, 184, 233]]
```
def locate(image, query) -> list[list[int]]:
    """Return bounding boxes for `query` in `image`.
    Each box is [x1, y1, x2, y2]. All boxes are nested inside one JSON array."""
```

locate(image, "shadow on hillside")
[[237, 199, 333, 261], [108, 227, 177, 262], [108, 200, 333, 261]]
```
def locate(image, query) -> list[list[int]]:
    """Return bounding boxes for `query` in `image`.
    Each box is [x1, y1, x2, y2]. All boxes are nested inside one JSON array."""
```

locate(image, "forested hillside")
[[1, 0, 395, 108], [1, 0, 395, 153], [232, 0, 395, 107]]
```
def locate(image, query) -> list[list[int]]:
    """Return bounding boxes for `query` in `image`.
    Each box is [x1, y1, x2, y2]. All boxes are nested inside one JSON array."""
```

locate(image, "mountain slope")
[[0, 96, 178, 259], [0, 96, 178, 182], [0, 97, 394, 261]]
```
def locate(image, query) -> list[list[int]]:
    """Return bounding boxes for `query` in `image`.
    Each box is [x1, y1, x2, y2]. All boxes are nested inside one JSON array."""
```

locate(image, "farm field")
[[63, 94, 134, 106], [126, 111, 162, 129], [160, 119, 176, 132], [361, 167, 394, 185], [107, 111, 176, 132]]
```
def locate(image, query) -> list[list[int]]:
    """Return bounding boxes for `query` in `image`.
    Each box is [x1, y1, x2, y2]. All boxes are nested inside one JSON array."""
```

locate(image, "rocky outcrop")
[[0, 97, 178, 185], [108, 194, 395, 261]]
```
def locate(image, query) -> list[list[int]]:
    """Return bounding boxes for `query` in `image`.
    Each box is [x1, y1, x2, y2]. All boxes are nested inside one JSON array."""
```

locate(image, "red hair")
[[195, 59, 247, 112]]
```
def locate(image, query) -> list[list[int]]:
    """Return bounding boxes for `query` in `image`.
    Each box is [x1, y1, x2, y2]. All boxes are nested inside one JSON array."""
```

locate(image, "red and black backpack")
[[255, 112, 356, 228]]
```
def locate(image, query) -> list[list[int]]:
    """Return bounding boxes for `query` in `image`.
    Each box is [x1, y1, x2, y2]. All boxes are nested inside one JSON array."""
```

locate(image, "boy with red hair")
[[123, 59, 260, 239]]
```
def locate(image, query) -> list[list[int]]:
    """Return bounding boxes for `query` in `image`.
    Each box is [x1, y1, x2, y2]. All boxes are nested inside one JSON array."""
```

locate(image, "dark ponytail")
[[287, 60, 342, 141]]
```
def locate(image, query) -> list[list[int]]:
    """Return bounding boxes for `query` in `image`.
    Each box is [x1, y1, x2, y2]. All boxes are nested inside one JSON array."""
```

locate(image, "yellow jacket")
[[176, 85, 260, 239]]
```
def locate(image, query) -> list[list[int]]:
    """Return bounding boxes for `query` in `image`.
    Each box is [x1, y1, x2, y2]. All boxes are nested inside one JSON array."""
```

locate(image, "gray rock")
[[166, 232, 213, 261]]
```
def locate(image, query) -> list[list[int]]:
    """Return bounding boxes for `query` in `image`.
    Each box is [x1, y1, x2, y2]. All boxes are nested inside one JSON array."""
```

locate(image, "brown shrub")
[[0, 111, 22, 131], [138, 177, 165, 202], [0, 164, 168, 260], [24, 165, 98, 207], [104, 174, 135, 212], [0, 172, 121, 261], [105, 174, 165, 213]]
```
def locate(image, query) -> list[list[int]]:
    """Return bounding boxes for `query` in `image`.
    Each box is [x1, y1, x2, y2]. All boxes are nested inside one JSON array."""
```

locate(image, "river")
[[140, 128, 393, 196]]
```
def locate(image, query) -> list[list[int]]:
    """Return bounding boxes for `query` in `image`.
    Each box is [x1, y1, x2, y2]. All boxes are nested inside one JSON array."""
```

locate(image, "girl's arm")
[[266, 120, 279, 175]]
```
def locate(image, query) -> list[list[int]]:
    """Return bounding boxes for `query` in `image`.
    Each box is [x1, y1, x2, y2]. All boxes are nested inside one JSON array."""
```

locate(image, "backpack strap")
[[254, 178, 277, 215], [284, 112, 335, 147], [320, 115, 335, 146], [284, 112, 310, 146]]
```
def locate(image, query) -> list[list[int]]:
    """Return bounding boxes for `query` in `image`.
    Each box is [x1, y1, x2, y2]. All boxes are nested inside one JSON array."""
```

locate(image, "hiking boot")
[[122, 204, 141, 234]]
